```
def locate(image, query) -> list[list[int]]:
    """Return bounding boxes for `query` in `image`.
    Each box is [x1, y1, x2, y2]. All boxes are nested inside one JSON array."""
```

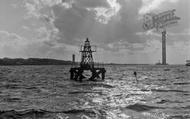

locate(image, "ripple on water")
[[167, 115, 190, 119], [3, 98, 21, 102], [0, 109, 107, 119], [173, 82, 190, 85], [150, 89, 189, 93], [125, 103, 164, 112], [68, 90, 103, 95], [156, 99, 183, 104], [72, 82, 114, 88]]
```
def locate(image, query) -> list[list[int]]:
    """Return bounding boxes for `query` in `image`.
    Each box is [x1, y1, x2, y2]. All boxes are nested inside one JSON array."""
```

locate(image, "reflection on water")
[[0, 65, 190, 119]]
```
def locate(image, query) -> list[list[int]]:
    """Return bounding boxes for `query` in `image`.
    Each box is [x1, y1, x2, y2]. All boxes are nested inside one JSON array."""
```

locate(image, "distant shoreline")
[[0, 58, 185, 66], [0, 58, 72, 65]]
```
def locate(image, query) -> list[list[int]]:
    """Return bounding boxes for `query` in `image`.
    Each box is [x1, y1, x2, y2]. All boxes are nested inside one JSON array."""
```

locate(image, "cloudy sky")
[[0, 0, 189, 64]]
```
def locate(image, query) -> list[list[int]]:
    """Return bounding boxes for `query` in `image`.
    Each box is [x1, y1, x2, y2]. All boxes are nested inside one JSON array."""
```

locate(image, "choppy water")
[[0, 65, 189, 119]]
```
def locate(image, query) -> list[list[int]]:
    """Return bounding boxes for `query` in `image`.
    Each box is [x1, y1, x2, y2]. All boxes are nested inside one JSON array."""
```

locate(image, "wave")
[[0, 109, 47, 119], [69, 91, 103, 95], [167, 115, 190, 119], [0, 109, 106, 119], [173, 82, 190, 85], [3, 97, 21, 102], [72, 83, 114, 88], [126, 103, 164, 112], [151, 89, 189, 93], [156, 99, 183, 104]]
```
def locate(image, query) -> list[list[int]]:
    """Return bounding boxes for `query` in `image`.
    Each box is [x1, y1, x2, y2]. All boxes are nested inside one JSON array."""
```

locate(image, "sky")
[[0, 0, 189, 64]]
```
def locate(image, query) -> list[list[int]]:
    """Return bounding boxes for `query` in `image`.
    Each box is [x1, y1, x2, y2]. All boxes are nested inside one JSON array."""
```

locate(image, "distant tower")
[[162, 30, 166, 65], [72, 54, 75, 63], [80, 38, 95, 69]]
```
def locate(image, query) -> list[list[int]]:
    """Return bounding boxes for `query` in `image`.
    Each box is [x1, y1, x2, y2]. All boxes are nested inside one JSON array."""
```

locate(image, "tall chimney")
[[162, 30, 166, 65], [72, 54, 75, 63]]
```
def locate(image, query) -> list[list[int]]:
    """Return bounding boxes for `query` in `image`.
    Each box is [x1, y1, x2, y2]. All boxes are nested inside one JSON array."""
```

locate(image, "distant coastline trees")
[[0, 58, 72, 65]]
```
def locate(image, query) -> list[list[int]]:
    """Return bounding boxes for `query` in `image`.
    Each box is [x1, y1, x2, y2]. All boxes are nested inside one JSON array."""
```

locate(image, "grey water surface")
[[0, 65, 189, 119]]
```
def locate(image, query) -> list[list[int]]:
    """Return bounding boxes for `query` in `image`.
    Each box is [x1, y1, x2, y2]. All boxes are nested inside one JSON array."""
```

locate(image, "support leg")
[[70, 71, 74, 80], [78, 69, 84, 82], [102, 72, 105, 80], [90, 69, 102, 81], [102, 69, 106, 80], [73, 70, 79, 81]]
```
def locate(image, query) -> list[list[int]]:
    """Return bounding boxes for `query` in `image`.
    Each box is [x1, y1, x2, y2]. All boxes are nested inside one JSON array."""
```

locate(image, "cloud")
[[23, 0, 142, 46], [51, 0, 147, 47], [23, 0, 123, 43], [167, 28, 190, 36], [74, 0, 109, 8], [139, 0, 179, 15], [0, 31, 25, 44], [167, 40, 190, 63], [136, 30, 161, 37], [0, 31, 27, 57], [0, 29, 78, 60], [95, 39, 161, 64], [88, 0, 121, 24], [1, 0, 188, 63], [23, 0, 62, 19]]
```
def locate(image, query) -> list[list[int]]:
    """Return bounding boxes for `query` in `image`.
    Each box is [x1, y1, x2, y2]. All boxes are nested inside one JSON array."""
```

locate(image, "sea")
[[0, 65, 189, 119]]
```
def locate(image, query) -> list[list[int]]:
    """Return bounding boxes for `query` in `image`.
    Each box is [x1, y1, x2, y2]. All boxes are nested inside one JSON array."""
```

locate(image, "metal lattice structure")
[[70, 38, 106, 82], [80, 38, 95, 69]]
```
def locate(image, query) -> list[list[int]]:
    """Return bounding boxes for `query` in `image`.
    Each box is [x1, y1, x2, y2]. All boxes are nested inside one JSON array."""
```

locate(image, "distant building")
[[186, 60, 190, 66], [156, 60, 162, 65]]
